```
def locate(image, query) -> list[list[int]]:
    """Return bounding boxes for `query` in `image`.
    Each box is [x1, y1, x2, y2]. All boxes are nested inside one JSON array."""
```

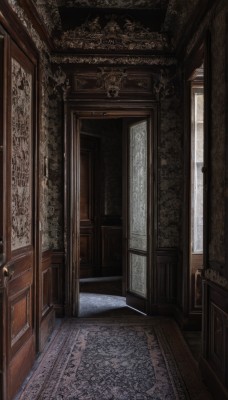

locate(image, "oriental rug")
[[16, 317, 212, 400]]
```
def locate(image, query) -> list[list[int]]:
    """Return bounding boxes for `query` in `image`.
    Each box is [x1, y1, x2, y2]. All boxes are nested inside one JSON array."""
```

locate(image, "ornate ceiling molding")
[[51, 54, 177, 66], [32, 0, 62, 32], [55, 15, 171, 52], [56, 0, 168, 9]]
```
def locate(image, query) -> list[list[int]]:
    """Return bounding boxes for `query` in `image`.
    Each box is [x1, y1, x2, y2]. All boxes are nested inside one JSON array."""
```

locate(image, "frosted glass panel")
[[129, 121, 147, 251], [191, 89, 204, 253], [129, 253, 147, 298]]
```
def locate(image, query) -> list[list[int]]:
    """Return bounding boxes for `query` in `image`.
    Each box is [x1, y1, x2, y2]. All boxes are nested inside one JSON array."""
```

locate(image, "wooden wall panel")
[[156, 248, 178, 304], [200, 280, 228, 399], [51, 251, 65, 317], [39, 251, 55, 351], [41, 251, 52, 317]]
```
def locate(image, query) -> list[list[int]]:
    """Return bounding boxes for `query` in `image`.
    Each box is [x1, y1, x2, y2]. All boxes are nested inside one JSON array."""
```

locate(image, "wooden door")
[[0, 38, 37, 400], [125, 119, 152, 314], [80, 135, 100, 278]]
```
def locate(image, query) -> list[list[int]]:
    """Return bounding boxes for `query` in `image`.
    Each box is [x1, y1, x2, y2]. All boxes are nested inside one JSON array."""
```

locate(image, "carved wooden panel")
[[156, 249, 178, 304], [72, 70, 154, 98], [11, 58, 32, 251], [8, 261, 33, 359], [202, 281, 228, 394], [209, 303, 226, 378], [51, 251, 65, 317], [101, 226, 122, 275], [10, 288, 30, 348]]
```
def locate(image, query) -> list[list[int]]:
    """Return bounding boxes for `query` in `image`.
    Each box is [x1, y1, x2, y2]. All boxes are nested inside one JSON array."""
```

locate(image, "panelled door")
[[125, 118, 152, 314], [0, 37, 37, 400], [80, 134, 100, 278]]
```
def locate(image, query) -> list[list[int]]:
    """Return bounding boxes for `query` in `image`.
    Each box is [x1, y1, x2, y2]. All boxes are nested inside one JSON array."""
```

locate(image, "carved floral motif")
[[51, 55, 177, 66], [97, 68, 127, 97], [56, 0, 166, 8], [11, 58, 32, 251], [55, 15, 170, 51], [205, 269, 228, 290]]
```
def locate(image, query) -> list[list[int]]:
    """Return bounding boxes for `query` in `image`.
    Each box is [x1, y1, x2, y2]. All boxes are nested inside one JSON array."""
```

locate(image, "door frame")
[[182, 35, 210, 327], [64, 102, 158, 317]]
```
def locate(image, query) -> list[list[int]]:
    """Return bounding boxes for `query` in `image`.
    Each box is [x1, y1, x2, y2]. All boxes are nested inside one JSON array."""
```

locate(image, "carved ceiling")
[[56, 0, 169, 9], [26, 0, 202, 56]]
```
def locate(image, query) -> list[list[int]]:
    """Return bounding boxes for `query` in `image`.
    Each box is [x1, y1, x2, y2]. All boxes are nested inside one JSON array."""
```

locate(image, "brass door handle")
[[3, 266, 14, 280]]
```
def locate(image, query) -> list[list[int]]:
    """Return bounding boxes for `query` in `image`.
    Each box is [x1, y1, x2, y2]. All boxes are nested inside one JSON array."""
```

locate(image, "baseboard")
[[40, 308, 55, 351], [53, 304, 65, 318], [199, 356, 228, 400]]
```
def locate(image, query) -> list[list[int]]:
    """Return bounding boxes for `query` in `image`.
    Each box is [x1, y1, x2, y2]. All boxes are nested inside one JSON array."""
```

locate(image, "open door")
[[124, 118, 152, 314]]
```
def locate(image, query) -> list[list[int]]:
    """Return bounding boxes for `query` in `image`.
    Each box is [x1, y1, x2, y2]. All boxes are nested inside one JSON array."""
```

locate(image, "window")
[[191, 72, 204, 254]]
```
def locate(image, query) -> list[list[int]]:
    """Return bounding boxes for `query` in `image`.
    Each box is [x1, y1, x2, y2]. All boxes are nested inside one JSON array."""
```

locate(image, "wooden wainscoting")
[[200, 279, 228, 400], [156, 248, 178, 305], [7, 253, 35, 400], [51, 251, 65, 317], [40, 250, 55, 351]]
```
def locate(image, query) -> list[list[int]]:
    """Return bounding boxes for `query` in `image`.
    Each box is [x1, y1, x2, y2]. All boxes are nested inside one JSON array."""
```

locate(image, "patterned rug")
[[16, 317, 212, 400]]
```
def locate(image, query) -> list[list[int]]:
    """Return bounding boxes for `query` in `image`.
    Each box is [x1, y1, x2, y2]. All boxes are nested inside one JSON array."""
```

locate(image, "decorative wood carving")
[[51, 55, 177, 66], [97, 68, 127, 98], [52, 66, 70, 99], [55, 14, 170, 52], [205, 268, 228, 290], [57, 0, 165, 8], [11, 58, 32, 251]]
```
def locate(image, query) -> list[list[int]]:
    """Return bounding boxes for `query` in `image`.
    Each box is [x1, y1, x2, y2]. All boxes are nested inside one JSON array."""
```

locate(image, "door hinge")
[[0, 145, 3, 152]]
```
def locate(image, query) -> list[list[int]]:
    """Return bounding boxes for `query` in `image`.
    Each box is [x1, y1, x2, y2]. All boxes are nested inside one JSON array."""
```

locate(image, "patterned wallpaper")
[[158, 87, 183, 248], [47, 93, 64, 250]]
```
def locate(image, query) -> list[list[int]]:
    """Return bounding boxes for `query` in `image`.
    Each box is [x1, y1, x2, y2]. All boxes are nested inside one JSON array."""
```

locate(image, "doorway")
[[79, 118, 124, 317], [65, 108, 155, 317], [188, 63, 205, 318]]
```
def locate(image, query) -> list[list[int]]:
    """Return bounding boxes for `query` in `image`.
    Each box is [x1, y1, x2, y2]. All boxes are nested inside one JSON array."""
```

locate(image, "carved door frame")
[[0, 16, 40, 399], [182, 35, 210, 327], [64, 102, 158, 317]]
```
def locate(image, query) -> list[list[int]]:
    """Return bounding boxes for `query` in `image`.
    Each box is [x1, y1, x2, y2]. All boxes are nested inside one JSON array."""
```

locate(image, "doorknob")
[[3, 266, 9, 277], [3, 266, 14, 280]]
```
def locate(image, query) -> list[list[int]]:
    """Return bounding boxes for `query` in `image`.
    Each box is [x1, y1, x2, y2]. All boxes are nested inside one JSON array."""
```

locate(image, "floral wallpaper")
[[157, 79, 183, 248]]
